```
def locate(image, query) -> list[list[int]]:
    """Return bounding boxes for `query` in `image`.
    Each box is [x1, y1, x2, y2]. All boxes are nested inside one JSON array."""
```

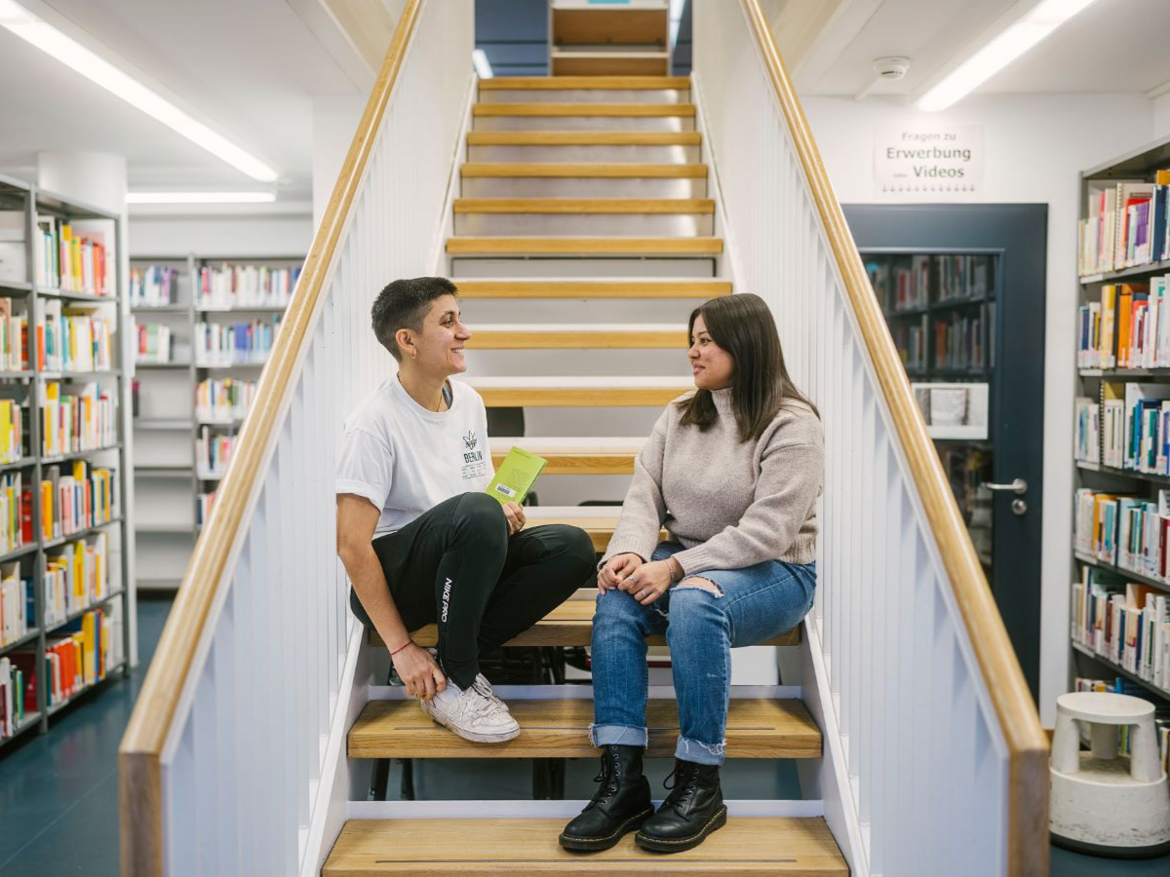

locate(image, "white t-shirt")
[[335, 377, 494, 537]]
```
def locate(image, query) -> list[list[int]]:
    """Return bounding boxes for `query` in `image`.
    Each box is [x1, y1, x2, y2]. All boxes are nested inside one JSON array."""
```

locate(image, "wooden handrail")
[[735, 1, 1049, 874], [117, 2, 424, 874]]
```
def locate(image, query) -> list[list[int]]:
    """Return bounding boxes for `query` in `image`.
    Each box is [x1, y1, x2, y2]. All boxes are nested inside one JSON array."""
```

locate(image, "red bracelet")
[[389, 640, 413, 657]]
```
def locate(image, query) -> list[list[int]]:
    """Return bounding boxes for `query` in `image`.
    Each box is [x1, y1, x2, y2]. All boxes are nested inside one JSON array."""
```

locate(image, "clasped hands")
[[597, 552, 681, 605]]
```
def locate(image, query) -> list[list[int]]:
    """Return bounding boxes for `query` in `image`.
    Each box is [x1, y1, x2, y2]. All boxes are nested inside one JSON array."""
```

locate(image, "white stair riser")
[[474, 116, 695, 133], [465, 348, 692, 378], [453, 212, 712, 236], [460, 298, 701, 323], [477, 89, 689, 105], [450, 257, 719, 278], [468, 144, 701, 163], [461, 177, 706, 198], [524, 473, 631, 506]]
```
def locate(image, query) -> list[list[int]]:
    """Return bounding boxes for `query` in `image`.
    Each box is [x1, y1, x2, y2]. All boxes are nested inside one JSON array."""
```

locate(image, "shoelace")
[[587, 749, 622, 809], [662, 763, 699, 811]]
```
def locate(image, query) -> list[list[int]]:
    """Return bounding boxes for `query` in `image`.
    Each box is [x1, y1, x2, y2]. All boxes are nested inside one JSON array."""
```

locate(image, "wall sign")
[[874, 125, 983, 197]]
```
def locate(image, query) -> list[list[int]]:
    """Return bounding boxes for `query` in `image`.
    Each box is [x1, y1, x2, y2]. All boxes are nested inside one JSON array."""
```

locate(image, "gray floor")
[[1, 595, 1166, 875]]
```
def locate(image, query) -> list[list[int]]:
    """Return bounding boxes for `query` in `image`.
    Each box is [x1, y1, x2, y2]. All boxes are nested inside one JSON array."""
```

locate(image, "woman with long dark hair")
[[560, 293, 824, 854]]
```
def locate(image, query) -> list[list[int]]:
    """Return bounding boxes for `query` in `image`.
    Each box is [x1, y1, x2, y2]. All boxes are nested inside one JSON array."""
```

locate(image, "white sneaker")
[[424, 649, 508, 714], [420, 677, 521, 743]]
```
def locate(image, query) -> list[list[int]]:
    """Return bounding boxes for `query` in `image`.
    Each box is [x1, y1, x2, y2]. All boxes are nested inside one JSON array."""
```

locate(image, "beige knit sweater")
[[602, 388, 823, 574]]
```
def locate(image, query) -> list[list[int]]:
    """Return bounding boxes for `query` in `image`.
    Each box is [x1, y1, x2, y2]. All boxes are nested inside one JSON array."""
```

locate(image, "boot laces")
[[587, 747, 623, 808], [662, 762, 700, 810]]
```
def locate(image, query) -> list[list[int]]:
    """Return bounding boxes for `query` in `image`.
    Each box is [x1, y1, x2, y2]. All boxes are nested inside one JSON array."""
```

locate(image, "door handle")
[[981, 478, 1027, 495]]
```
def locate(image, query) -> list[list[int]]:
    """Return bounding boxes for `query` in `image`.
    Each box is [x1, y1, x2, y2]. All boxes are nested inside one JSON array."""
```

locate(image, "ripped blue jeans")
[[590, 541, 816, 766]]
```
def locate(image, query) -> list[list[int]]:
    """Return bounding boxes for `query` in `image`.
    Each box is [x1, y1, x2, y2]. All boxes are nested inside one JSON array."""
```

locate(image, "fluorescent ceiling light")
[[472, 48, 493, 80], [126, 192, 277, 204], [669, 0, 685, 49], [0, 0, 278, 181], [917, 0, 1101, 112]]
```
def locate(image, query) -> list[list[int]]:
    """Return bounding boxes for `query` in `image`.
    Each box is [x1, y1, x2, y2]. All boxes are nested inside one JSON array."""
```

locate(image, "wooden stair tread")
[[369, 600, 800, 649], [454, 198, 713, 215], [490, 435, 644, 474], [447, 237, 723, 255], [473, 103, 694, 118], [324, 816, 848, 874], [467, 131, 701, 146], [469, 323, 683, 349], [455, 279, 731, 299], [460, 163, 707, 178], [478, 76, 689, 91], [349, 698, 821, 759]]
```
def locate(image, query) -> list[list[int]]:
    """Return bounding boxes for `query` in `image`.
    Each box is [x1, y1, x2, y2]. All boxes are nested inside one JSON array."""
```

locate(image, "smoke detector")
[[873, 57, 911, 80]]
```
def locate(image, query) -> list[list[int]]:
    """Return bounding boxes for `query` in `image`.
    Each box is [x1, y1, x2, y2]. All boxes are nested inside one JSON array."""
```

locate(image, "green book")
[[486, 446, 547, 505]]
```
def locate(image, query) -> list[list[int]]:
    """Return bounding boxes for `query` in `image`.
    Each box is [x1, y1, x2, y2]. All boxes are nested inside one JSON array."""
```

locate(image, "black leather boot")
[[635, 759, 727, 853], [559, 744, 654, 851]]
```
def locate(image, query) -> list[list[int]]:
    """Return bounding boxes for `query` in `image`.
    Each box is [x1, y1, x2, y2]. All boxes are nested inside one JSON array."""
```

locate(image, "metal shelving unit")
[[0, 172, 132, 749], [1073, 135, 1170, 705], [130, 254, 299, 591]]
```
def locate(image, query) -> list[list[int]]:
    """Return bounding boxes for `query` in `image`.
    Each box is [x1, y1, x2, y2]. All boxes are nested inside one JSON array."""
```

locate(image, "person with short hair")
[[336, 276, 595, 744], [560, 293, 824, 853]]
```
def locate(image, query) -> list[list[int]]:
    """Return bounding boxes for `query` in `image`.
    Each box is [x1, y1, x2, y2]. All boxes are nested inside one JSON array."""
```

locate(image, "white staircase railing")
[[692, 2, 1049, 876], [118, 2, 473, 874]]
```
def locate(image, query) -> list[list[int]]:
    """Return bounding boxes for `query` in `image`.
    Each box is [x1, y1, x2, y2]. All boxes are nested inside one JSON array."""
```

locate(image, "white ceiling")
[[781, 0, 1170, 99], [0, 0, 377, 199], [0, 0, 1166, 204]]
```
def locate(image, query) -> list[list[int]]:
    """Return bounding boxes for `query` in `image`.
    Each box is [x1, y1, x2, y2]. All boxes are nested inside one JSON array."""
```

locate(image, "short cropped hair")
[[371, 277, 458, 360]]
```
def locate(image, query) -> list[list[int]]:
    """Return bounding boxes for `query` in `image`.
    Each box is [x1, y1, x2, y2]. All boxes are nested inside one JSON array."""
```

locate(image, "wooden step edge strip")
[[473, 386, 687, 409], [460, 162, 708, 178], [478, 76, 690, 90], [454, 280, 731, 298], [453, 198, 714, 215], [348, 699, 822, 760], [472, 103, 696, 117], [323, 816, 849, 875], [447, 237, 723, 255], [467, 131, 701, 146]]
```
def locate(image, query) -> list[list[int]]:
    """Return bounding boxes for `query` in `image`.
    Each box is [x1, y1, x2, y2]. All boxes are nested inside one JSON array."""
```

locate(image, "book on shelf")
[[1071, 563, 1170, 690], [0, 653, 30, 738], [33, 219, 110, 295], [195, 427, 234, 477], [133, 322, 174, 365], [40, 381, 117, 456], [43, 532, 110, 628], [0, 561, 33, 648], [1079, 175, 1170, 276], [893, 316, 928, 371], [195, 378, 256, 423], [0, 397, 25, 464], [196, 263, 301, 310], [40, 461, 116, 544], [932, 309, 986, 371], [129, 265, 176, 308], [195, 318, 281, 367], [0, 470, 26, 554], [0, 298, 28, 372], [43, 602, 120, 706], [1073, 676, 1170, 768], [196, 491, 216, 527], [1075, 396, 1100, 464]]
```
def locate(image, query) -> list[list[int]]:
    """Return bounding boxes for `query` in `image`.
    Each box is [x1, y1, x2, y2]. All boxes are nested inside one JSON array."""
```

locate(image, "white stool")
[[1050, 691, 1170, 857]]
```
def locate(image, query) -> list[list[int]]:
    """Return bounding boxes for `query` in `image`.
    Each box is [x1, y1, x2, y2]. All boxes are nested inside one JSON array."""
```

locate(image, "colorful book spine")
[[40, 381, 117, 456], [194, 319, 281, 366], [195, 263, 302, 310], [195, 427, 235, 477], [42, 532, 110, 627], [129, 265, 175, 308], [134, 322, 174, 365], [1071, 566, 1170, 690], [194, 378, 256, 422], [0, 562, 32, 647]]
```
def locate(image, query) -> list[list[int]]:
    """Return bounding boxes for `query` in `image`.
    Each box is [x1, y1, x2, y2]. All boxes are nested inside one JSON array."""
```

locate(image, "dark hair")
[[676, 293, 819, 443], [371, 277, 458, 360]]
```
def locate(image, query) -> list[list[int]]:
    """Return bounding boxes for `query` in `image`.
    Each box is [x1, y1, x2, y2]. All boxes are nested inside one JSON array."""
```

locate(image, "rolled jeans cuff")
[[590, 723, 648, 748], [675, 735, 726, 766]]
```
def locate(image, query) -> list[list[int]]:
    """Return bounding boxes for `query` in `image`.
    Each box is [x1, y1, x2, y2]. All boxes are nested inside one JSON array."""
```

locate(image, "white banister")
[[119, 2, 474, 874], [691, 2, 1048, 876]]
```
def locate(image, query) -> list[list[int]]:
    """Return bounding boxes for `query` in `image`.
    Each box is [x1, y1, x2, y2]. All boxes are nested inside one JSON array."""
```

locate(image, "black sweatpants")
[[350, 492, 596, 689]]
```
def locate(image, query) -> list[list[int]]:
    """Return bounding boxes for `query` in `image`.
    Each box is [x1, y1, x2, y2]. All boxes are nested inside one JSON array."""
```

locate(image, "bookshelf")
[[130, 255, 299, 590], [1072, 134, 1170, 709], [0, 173, 130, 749]]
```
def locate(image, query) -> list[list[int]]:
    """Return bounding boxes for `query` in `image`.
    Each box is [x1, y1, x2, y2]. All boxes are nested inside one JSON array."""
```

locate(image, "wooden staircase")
[[323, 75, 848, 876]]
